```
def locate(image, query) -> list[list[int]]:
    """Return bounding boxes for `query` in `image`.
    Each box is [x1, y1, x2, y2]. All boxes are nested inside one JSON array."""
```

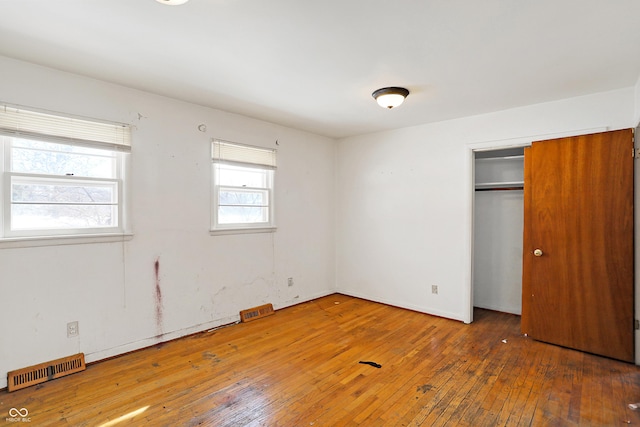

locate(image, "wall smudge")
[[154, 257, 163, 336]]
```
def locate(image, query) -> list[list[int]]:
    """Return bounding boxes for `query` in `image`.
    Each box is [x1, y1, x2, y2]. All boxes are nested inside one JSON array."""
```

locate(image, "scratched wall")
[[0, 56, 337, 388]]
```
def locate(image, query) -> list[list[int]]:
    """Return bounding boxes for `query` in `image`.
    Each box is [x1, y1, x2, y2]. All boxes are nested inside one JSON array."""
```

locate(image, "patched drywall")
[[0, 56, 336, 388]]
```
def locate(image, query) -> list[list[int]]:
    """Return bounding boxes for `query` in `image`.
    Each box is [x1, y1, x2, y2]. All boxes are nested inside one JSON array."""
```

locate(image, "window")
[[211, 139, 276, 233], [0, 104, 131, 240]]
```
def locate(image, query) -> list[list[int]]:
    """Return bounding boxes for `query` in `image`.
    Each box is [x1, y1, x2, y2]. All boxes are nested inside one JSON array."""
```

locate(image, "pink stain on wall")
[[154, 257, 163, 335]]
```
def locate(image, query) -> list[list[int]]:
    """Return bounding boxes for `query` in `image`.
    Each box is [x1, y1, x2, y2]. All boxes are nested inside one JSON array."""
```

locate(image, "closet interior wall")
[[473, 148, 525, 315]]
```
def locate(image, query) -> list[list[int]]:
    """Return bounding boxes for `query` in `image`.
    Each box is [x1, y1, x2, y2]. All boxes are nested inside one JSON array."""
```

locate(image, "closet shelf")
[[475, 155, 524, 161]]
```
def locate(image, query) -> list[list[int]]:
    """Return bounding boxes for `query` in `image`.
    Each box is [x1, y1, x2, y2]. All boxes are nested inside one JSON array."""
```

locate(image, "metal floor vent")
[[240, 303, 275, 323], [7, 353, 86, 392]]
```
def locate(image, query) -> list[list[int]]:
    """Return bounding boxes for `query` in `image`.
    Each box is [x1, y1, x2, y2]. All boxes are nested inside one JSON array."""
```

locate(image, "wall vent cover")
[[7, 353, 86, 392], [240, 303, 275, 323]]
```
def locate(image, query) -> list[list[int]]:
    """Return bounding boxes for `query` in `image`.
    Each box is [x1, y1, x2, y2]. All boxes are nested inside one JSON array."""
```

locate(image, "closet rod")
[[475, 154, 524, 161], [475, 186, 524, 192]]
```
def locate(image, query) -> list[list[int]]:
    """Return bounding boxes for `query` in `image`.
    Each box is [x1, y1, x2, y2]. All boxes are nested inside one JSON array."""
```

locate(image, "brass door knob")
[[533, 249, 543, 257]]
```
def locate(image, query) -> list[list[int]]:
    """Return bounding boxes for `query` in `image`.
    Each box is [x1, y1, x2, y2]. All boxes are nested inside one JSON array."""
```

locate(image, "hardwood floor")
[[2, 294, 640, 426]]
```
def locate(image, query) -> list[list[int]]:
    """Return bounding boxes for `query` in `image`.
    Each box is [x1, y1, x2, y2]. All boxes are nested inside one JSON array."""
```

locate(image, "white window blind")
[[0, 104, 131, 151], [212, 139, 276, 168]]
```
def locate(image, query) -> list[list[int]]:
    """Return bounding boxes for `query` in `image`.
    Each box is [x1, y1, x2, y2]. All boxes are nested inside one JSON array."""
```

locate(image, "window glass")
[[11, 138, 116, 178], [218, 188, 269, 224], [217, 164, 268, 187], [0, 105, 131, 240], [211, 140, 275, 232]]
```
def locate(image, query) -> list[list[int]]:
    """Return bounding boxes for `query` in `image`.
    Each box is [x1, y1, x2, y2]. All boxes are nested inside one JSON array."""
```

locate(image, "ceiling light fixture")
[[155, 0, 189, 5], [372, 87, 410, 109]]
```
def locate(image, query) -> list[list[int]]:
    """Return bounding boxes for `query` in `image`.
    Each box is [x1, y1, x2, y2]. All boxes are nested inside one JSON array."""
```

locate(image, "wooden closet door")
[[522, 129, 634, 362]]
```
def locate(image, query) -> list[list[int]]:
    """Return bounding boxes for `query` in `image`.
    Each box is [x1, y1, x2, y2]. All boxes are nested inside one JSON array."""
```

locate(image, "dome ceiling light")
[[372, 87, 410, 109], [155, 0, 189, 5]]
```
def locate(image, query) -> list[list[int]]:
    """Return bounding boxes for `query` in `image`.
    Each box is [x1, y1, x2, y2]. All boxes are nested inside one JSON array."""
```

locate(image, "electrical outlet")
[[287, 277, 294, 287], [431, 285, 438, 294], [67, 321, 79, 338]]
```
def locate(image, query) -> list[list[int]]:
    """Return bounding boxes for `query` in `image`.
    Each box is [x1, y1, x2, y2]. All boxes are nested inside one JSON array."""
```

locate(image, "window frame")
[[211, 139, 276, 235], [0, 104, 132, 245]]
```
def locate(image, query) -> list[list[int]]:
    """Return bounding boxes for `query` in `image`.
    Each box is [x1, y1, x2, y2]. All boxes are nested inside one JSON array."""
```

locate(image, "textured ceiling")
[[1, 0, 639, 138]]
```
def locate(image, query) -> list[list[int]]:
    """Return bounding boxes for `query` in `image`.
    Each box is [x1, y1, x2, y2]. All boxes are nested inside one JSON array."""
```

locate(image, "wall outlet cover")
[[67, 321, 79, 337]]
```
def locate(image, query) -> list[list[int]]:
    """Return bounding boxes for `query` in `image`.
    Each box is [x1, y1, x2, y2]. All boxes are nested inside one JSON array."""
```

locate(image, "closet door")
[[522, 129, 634, 362]]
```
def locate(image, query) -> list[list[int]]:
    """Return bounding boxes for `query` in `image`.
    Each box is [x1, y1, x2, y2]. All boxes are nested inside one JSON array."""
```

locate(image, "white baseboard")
[[337, 289, 465, 322]]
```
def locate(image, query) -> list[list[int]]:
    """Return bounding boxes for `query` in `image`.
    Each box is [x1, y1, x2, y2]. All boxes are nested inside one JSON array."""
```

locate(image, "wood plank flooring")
[[2, 294, 640, 426]]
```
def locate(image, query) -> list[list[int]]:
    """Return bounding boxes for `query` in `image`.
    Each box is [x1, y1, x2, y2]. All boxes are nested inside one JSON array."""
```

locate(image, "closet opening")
[[472, 147, 525, 318]]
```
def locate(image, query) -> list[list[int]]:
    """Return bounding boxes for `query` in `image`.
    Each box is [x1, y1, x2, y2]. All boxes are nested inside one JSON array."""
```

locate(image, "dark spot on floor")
[[417, 384, 434, 393]]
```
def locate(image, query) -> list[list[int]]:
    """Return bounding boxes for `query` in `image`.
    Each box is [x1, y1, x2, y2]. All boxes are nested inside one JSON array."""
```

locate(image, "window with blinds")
[[0, 104, 131, 239], [211, 139, 276, 233]]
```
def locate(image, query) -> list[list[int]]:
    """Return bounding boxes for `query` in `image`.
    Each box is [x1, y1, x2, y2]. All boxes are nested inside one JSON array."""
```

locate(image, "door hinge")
[[633, 148, 640, 158], [635, 319, 639, 330]]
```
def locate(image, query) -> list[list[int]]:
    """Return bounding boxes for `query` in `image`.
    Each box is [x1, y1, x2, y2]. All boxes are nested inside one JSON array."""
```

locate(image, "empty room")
[[1, 1, 640, 425]]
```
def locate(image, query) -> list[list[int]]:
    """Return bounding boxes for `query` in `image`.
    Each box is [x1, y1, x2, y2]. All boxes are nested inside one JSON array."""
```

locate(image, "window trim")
[[211, 139, 276, 234], [0, 104, 132, 244]]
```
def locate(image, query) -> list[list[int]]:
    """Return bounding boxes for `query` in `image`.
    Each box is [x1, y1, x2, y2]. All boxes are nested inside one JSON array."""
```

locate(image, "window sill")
[[210, 226, 277, 236], [0, 233, 134, 249]]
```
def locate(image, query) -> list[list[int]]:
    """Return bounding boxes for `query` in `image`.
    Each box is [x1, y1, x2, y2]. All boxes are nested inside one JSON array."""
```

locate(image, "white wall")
[[336, 88, 636, 323], [473, 156, 524, 315], [2, 56, 639, 387], [473, 190, 523, 315], [0, 56, 336, 388]]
